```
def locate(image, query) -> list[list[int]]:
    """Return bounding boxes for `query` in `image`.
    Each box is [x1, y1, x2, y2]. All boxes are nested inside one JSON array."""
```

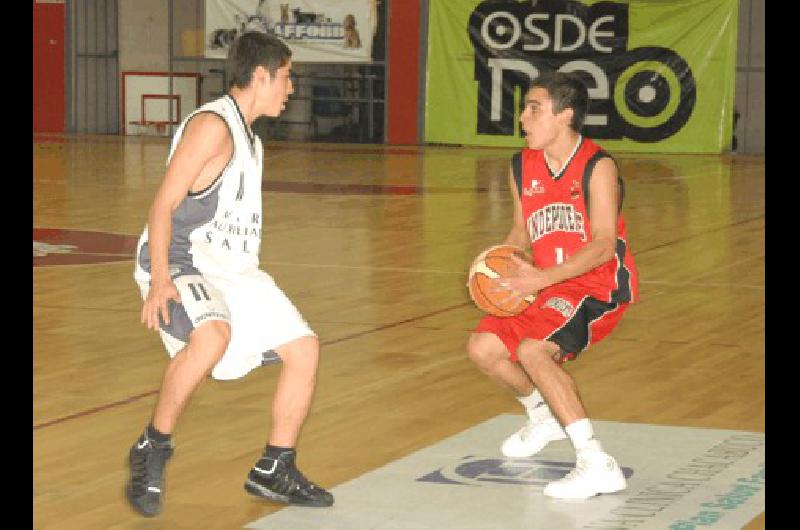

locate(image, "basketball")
[[467, 245, 536, 317]]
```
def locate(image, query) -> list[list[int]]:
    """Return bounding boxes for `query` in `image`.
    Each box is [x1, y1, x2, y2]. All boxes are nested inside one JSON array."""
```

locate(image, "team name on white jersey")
[[209, 212, 261, 237], [527, 203, 587, 242]]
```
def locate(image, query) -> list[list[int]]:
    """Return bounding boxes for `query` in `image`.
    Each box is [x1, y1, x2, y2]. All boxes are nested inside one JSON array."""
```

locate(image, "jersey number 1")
[[555, 247, 564, 265]]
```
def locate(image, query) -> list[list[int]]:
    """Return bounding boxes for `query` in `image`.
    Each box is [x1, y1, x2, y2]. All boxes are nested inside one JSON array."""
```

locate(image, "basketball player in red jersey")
[[467, 71, 639, 499]]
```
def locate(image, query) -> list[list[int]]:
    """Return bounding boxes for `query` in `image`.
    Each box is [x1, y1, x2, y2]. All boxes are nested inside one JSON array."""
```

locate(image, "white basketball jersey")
[[135, 95, 264, 281]]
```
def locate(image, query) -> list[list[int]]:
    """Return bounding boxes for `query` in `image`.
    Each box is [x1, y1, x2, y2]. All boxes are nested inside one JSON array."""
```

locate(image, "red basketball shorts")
[[474, 281, 629, 362]]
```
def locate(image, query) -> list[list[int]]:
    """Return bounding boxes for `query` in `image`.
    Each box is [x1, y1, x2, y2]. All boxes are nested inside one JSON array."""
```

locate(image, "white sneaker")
[[543, 450, 627, 499], [501, 416, 568, 458]]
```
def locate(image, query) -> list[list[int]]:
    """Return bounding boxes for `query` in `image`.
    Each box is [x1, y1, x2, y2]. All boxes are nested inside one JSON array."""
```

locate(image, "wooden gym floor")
[[33, 134, 765, 529]]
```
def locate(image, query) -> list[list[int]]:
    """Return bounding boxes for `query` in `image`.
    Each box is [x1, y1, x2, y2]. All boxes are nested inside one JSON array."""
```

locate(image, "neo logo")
[[468, 0, 697, 142]]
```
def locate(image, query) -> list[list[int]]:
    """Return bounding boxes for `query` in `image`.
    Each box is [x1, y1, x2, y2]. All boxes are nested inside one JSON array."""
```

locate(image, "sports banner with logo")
[[425, 0, 738, 153], [206, 0, 376, 62]]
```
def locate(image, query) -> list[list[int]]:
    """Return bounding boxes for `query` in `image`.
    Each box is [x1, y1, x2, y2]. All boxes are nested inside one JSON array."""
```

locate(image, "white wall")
[[118, 0, 169, 73]]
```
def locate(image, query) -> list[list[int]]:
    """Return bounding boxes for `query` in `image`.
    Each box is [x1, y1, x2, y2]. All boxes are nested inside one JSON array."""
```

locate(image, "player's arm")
[[142, 113, 232, 330], [488, 168, 534, 300], [502, 167, 532, 250], [504, 158, 618, 295], [544, 157, 618, 284]]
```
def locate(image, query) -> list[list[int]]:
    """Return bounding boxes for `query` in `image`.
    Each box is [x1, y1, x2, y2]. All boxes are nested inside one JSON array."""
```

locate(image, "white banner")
[[206, 0, 376, 62]]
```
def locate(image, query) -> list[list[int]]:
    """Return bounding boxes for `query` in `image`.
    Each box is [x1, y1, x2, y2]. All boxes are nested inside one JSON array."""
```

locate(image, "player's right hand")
[[142, 277, 182, 331]]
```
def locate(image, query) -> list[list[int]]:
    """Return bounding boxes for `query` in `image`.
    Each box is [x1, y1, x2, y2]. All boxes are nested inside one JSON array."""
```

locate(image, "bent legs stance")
[[515, 339, 587, 427], [152, 321, 231, 433], [244, 335, 333, 507], [467, 332, 535, 397], [269, 336, 320, 447], [467, 332, 626, 499], [127, 328, 333, 517], [468, 332, 589, 431], [468, 333, 569, 458], [127, 320, 231, 517]]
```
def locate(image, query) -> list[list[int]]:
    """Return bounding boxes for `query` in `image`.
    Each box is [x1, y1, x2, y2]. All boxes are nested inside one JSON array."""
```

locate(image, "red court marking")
[[34, 254, 134, 267], [262, 180, 488, 195], [321, 302, 471, 347], [33, 390, 159, 430], [34, 228, 138, 267], [33, 133, 67, 143], [266, 145, 423, 156]]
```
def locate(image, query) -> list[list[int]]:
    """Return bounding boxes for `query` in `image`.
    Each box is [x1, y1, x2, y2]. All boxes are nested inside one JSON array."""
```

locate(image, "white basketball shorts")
[[136, 268, 315, 380]]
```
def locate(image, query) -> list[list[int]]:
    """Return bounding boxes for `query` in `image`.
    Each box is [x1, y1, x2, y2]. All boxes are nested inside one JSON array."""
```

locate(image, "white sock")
[[564, 419, 603, 453], [517, 389, 545, 410], [517, 389, 554, 422]]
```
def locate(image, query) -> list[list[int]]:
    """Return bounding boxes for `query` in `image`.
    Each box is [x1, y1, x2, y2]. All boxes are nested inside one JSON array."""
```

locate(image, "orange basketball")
[[467, 245, 537, 317]]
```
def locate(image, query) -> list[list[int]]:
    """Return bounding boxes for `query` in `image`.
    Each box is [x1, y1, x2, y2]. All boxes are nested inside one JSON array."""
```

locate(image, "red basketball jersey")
[[516, 137, 639, 304]]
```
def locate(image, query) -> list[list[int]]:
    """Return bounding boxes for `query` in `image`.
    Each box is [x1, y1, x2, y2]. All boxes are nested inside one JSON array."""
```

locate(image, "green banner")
[[424, 0, 738, 153]]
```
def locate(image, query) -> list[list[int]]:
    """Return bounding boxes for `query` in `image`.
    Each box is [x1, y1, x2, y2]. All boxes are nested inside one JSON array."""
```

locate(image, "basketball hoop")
[[121, 71, 199, 136]]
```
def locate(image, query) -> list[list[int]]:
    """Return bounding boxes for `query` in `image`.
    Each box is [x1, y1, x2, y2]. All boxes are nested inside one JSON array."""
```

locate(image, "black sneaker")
[[244, 451, 334, 507], [125, 433, 174, 517]]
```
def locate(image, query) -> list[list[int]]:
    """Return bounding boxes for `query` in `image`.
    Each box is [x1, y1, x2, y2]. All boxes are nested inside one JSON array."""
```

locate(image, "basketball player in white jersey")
[[125, 32, 333, 517]]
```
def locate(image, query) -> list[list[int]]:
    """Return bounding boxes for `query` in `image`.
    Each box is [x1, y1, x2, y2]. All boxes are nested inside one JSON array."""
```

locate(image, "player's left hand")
[[490, 254, 555, 306]]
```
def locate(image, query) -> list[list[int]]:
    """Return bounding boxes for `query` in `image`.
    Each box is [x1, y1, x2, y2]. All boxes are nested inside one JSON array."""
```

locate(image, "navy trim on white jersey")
[[224, 95, 256, 158], [184, 111, 235, 198], [136, 95, 265, 280]]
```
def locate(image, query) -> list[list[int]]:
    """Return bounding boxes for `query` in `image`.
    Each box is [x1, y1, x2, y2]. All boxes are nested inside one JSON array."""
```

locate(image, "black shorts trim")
[[582, 150, 624, 215], [512, 151, 523, 198], [547, 296, 618, 356], [611, 237, 633, 303]]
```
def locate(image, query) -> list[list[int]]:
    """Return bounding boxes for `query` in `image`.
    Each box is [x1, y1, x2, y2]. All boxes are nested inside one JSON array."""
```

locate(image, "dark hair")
[[528, 71, 589, 132], [226, 32, 292, 89]]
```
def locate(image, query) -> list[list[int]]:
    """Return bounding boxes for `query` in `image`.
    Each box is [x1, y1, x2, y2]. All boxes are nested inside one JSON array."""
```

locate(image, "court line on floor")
[[264, 261, 761, 289], [32, 302, 471, 431], [33, 217, 763, 428], [262, 180, 490, 195], [34, 251, 134, 258], [636, 215, 764, 255], [260, 150, 298, 162], [264, 261, 466, 275], [641, 280, 763, 289], [33, 390, 160, 431], [32, 212, 763, 267], [33, 213, 763, 274], [319, 302, 469, 347], [263, 144, 429, 156]]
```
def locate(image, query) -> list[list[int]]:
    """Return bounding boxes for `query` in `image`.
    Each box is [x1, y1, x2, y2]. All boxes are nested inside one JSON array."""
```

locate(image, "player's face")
[[261, 61, 294, 117], [519, 87, 569, 149]]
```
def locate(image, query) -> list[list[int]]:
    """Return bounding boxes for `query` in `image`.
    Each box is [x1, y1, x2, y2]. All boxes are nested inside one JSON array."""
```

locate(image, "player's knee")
[[191, 320, 231, 361], [467, 333, 503, 370], [208, 320, 232, 349], [516, 340, 559, 366], [278, 336, 319, 374]]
